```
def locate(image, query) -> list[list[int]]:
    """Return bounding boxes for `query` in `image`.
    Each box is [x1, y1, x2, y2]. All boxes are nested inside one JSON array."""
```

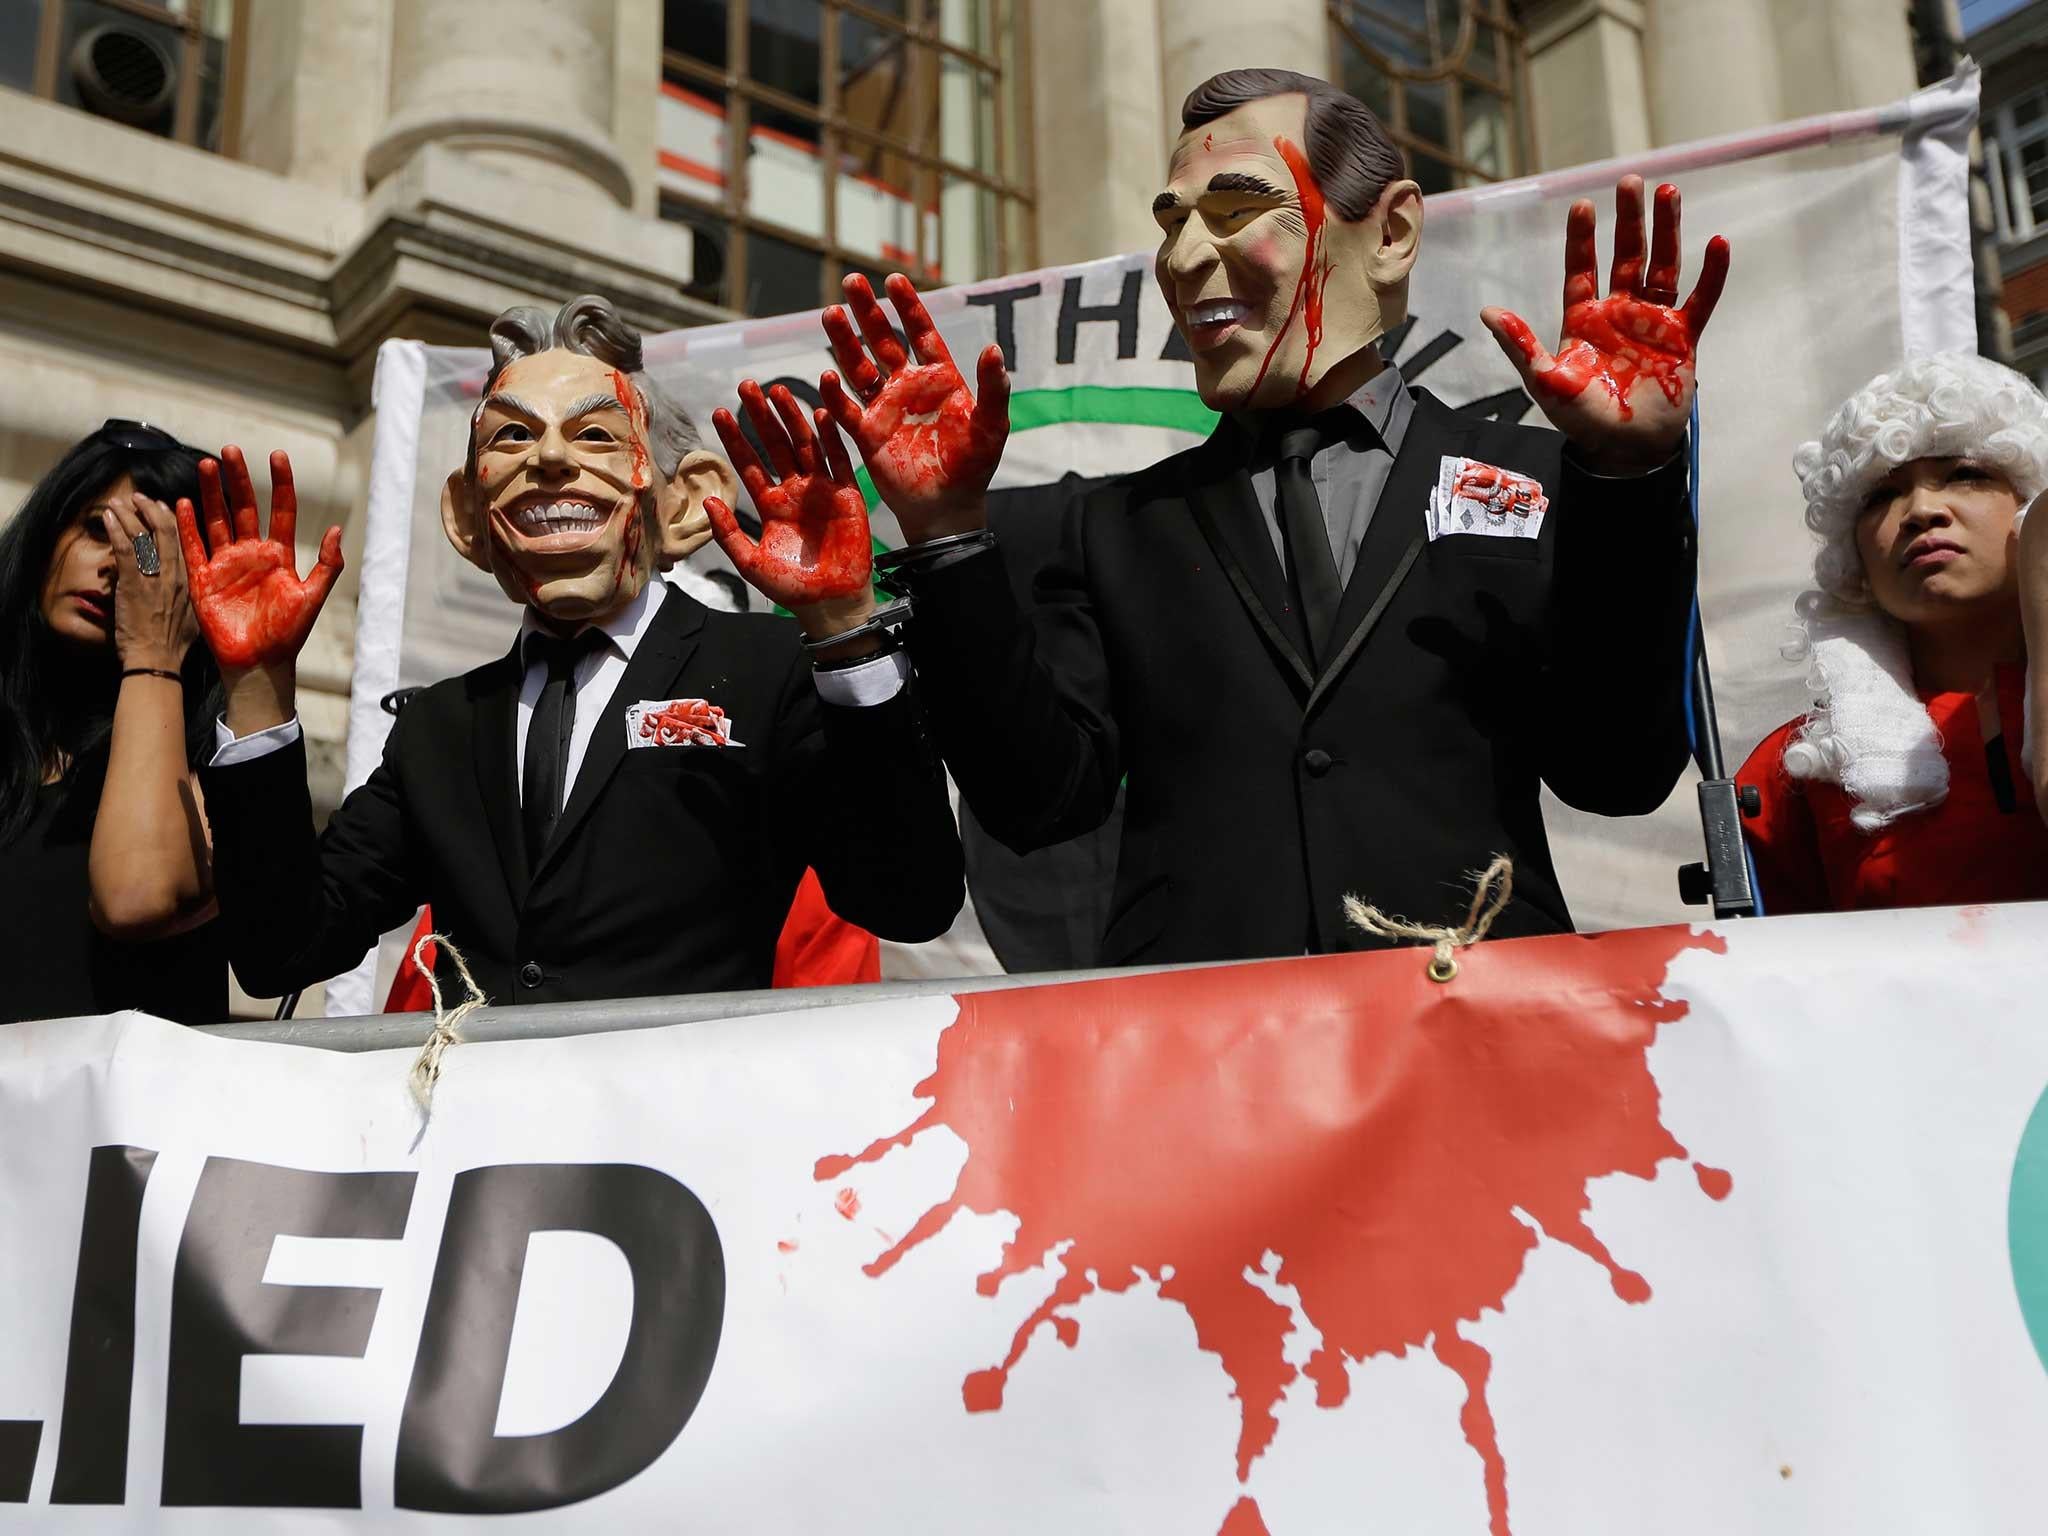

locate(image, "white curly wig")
[[1794, 351, 2048, 604], [1781, 352, 2048, 831]]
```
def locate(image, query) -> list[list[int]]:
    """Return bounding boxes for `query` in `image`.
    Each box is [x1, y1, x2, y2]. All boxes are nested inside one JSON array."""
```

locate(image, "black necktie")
[[522, 627, 604, 859], [1272, 415, 1347, 667]]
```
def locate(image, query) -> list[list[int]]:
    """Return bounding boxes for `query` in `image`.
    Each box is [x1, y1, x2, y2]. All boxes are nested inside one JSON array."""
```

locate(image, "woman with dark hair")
[[0, 420, 227, 1023]]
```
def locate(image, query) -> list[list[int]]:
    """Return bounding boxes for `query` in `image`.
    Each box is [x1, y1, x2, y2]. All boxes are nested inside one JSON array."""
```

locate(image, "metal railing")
[[199, 960, 1231, 1053]]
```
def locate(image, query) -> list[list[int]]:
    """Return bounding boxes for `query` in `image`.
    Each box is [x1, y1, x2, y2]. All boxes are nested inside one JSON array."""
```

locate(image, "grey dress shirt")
[[1239, 363, 1415, 587]]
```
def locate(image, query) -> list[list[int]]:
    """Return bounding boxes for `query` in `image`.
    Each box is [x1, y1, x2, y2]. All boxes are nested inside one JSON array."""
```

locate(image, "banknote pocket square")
[[626, 698, 744, 748], [1427, 456, 1549, 542]]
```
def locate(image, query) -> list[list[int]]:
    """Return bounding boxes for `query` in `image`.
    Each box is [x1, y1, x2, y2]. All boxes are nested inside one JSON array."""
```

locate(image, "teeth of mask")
[[519, 502, 604, 534]]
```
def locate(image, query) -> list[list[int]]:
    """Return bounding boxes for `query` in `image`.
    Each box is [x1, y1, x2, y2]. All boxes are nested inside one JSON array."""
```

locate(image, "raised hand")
[[104, 488, 198, 673], [706, 380, 873, 614], [1480, 175, 1730, 473], [819, 273, 1009, 544], [174, 446, 344, 673]]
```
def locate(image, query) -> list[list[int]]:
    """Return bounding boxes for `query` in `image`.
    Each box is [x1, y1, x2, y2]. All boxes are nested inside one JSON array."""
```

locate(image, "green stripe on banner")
[[852, 385, 1215, 517], [1009, 384, 1219, 436]]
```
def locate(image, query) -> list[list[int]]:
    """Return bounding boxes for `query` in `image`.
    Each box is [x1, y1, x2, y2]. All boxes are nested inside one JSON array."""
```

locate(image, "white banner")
[[328, 71, 1981, 1009], [3, 900, 2048, 1530]]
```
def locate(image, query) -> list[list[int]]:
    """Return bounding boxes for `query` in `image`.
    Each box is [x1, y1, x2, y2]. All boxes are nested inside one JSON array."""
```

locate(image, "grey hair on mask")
[[481, 294, 701, 479]]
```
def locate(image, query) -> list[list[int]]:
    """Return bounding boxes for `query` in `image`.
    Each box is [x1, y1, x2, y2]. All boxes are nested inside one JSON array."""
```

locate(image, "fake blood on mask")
[[1244, 134, 1329, 405], [817, 925, 1732, 1536], [612, 369, 651, 489]]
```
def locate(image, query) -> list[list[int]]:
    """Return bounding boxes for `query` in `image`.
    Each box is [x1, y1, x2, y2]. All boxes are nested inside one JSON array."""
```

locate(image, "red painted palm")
[[174, 446, 343, 671], [1481, 176, 1730, 473], [706, 380, 872, 606], [819, 273, 1010, 545]]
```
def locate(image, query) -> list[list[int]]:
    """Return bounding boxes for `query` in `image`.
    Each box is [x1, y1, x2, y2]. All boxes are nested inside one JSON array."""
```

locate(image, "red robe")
[[1737, 664, 2048, 915]]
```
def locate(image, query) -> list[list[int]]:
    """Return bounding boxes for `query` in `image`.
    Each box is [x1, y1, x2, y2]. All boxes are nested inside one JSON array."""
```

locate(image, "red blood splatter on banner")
[[1693, 1163, 1733, 1201], [777, 1239, 799, 1254], [834, 1186, 862, 1220], [817, 923, 1729, 1536], [1244, 134, 1329, 405], [1218, 1495, 1269, 1535]]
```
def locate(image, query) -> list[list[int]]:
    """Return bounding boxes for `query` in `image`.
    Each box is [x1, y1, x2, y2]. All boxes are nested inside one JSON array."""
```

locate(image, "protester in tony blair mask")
[[188, 295, 962, 1008], [794, 67, 1730, 965], [0, 421, 227, 1025]]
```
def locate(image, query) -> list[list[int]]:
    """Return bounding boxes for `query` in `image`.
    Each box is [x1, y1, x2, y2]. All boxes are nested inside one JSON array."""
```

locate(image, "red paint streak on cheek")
[[1244, 134, 1327, 404], [833, 1187, 861, 1220], [1274, 136, 1329, 398], [817, 924, 1730, 1535], [1693, 1163, 1733, 1201], [613, 368, 652, 488], [1203, 132, 1213, 152]]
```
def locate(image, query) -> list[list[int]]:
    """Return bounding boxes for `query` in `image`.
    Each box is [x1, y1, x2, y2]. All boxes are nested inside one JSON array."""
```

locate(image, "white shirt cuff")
[[812, 649, 911, 707], [210, 713, 304, 767]]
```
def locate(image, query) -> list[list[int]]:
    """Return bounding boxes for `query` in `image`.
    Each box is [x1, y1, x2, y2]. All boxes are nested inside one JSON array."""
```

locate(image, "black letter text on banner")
[[161, 1158, 416, 1508], [51, 1144, 158, 1502], [395, 1162, 725, 1514]]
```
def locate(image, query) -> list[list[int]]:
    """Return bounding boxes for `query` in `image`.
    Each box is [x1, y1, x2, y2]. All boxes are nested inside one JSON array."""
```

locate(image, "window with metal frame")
[[1988, 83, 2048, 246], [659, 0, 1036, 317], [1327, 0, 1528, 196], [4, 0, 235, 152]]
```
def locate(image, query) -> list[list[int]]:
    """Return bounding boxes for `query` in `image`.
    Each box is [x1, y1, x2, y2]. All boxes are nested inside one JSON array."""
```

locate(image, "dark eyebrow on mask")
[[1152, 191, 1181, 215], [564, 393, 630, 421], [480, 391, 543, 420], [1206, 172, 1289, 199]]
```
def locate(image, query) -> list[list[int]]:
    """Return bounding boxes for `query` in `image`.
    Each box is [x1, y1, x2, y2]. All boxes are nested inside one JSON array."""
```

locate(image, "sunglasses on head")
[[94, 418, 205, 457]]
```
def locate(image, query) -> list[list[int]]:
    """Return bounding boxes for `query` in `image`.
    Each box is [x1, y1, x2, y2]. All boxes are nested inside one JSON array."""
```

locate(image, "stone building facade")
[[1974, 0, 2048, 383], [0, 0, 1922, 831]]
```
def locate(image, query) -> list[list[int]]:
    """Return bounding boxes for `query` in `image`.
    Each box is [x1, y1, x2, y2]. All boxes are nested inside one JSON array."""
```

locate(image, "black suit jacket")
[[203, 587, 964, 1005], [908, 387, 1696, 965]]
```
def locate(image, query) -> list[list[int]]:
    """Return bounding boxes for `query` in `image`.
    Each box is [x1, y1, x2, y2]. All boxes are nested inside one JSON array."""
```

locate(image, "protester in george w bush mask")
[[189, 295, 962, 1008], [761, 67, 1729, 966]]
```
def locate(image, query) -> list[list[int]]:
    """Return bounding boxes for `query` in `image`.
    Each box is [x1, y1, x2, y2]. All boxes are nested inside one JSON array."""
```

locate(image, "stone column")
[[364, 0, 632, 207], [1157, 0, 1329, 134], [233, 0, 389, 195], [1028, 0, 1169, 264], [1766, 0, 1917, 119], [1521, 0, 1652, 170], [1643, 0, 1784, 146]]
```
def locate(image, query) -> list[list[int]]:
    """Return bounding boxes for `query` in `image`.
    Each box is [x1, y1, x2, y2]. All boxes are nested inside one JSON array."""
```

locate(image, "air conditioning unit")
[[51, 0, 181, 137]]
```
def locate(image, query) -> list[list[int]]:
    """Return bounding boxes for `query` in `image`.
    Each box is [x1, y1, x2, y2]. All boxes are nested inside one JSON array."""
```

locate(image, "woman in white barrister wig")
[[1737, 351, 2048, 913]]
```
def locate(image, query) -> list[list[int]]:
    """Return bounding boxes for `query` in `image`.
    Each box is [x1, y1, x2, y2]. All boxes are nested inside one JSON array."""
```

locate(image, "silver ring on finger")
[[132, 531, 162, 576]]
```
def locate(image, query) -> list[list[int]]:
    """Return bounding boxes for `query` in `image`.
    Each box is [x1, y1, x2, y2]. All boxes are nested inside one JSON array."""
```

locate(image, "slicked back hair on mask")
[[1180, 68, 1406, 224], [480, 294, 702, 480]]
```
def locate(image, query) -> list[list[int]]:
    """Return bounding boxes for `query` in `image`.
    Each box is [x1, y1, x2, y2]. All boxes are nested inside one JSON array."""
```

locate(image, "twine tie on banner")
[[408, 932, 488, 1116], [1343, 856, 1515, 983]]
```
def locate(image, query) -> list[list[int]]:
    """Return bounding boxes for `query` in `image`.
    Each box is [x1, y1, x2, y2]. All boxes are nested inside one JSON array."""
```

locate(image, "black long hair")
[[0, 427, 221, 844]]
